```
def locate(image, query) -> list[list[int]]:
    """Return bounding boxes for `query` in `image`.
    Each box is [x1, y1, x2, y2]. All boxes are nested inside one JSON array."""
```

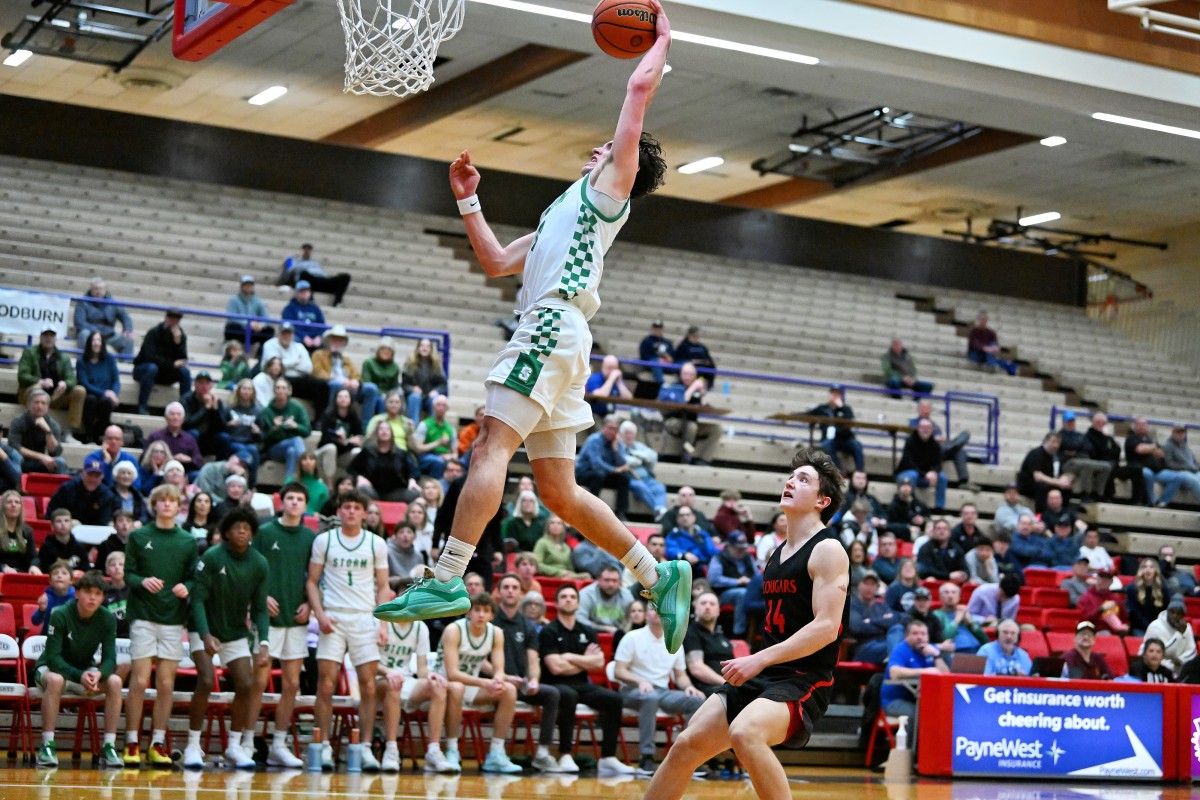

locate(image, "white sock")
[[446, 737, 459, 753], [490, 737, 505, 754], [187, 730, 201, 748], [42, 731, 54, 745], [126, 731, 138, 745], [434, 537, 475, 583], [272, 730, 287, 748], [104, 733, 117, 745], [621, 542, 659, 588], [384, 740, 399, 754], [152, 729, 165, 746], [536, 745, 550, 759], [427, 742, 442, 754], [241, 730, 255, 751]]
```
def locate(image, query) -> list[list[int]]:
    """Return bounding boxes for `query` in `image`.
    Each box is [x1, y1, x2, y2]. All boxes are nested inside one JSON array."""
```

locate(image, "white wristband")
[[457, 194, 481, 215]]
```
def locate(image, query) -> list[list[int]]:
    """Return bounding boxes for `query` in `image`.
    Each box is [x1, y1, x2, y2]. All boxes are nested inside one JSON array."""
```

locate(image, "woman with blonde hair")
[[138, 440, 173, 495], [1127, 557, 1172, 636], [0, 490, 39, 574], [533, 515, 586, 579], [365, 390, 414, 451], [227, 378, 263, 486], [502, 490, 545, 553], [404, 499, 434, 561], [401, 337, 447, 423]]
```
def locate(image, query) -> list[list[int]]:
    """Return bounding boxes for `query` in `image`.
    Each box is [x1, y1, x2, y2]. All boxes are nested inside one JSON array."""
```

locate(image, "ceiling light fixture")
[[468, 0, 818, 64], [3, 49, 32, 67], [1018, 211, 1061, 227], [1039, 136, 1067, 147], [248, 85, 287, 105], [1092, 112, 1200, 140], [678, 157, 724, 174]]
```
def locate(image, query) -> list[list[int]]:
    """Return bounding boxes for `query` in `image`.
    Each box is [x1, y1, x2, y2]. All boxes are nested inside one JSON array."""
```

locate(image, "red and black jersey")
[[760, 527, 849, 680]]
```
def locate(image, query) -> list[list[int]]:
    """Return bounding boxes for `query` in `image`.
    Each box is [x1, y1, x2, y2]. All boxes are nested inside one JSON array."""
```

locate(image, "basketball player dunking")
[[374, 0, 694, 654], [643, 447, 850, 799]]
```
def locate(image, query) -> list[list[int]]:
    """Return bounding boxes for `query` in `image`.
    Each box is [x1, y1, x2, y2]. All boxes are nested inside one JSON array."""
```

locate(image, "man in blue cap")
[[47, 457, 119, 526], [281, 280, 326, 350], [1056, 411, 1112, 501], [223, 274, 274, 347]]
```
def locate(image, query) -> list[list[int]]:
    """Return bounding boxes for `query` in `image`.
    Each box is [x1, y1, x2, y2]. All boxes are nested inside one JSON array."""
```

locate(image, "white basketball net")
[[336, 0, 465, 97]]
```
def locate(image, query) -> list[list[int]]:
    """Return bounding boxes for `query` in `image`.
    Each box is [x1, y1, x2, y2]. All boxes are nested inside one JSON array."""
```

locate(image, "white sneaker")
[[182, 743, 206, 770], [224, 743, 256, 770], [321, 742, 334, 770], [380, 749, 401, 773], [557, 753, 580, 773], [359, 748, 380, 772], [267, 743, 304, 768], [424, 748, 456, 774], [61, 433, 81, 445], [597, 756, 636, 776], [531, 753, 560, 772]]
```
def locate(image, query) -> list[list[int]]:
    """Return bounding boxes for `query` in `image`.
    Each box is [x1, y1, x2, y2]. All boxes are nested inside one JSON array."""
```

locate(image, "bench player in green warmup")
[[374, 0, 692, 655], [32, 570, 124, 768]]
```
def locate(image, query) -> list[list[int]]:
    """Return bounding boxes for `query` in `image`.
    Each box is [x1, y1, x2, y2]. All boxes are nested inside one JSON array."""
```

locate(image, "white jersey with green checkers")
[[310, 528, 387, 612], [437, 618, 496, 678], [380, 621, 430, 677], [519, 175, 629, 321]]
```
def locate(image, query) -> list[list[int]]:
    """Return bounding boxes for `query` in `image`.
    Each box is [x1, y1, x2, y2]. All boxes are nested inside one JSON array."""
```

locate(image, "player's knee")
[[430, 682, 446, 699], [42, 672, 64, 691], [502, 683, 516, 699], [728, 720, 764, 753], [448, 682, 464, 699], [106, 673, 123, 690]]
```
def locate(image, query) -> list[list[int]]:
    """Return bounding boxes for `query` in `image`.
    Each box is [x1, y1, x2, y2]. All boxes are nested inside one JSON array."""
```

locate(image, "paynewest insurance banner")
[[0, 288, 71, 337], [952, 683, 1163, 779]]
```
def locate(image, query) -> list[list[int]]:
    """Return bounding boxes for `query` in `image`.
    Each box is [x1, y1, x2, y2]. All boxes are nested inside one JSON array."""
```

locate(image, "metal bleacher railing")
[[604, 356, 1002, 465], [0, 290, 452, 378], [1049, 405, 1200, 436]]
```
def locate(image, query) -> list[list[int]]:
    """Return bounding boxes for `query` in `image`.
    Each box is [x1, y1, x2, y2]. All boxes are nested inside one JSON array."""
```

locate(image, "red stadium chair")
[[28, 520, 51, 548], [0, 605, 15, 639], [1020, 629, 1050, 661], [1018, 586, 1036, 606], [20, 496, 39, 521], [1184, 597, 1200, 619], [22, 605, 41, 636], [0, 633, 31, 759], [374, 501, 408, 535], [1123, 636, 1143, 658], [1033, 588, 1070, 609], [1016, 606, 1042, 628], [897, 541, 914, 558], [628, 526, 657, 545], [1023, 568, 1059, 588], [20, 473, 71, 498], [1045, 631, 1075, 656], [1042, 608, 1081, 632], [731, 639, 750, 659], [1092, 635, 1128, 676], [302, 514, 320, 532]]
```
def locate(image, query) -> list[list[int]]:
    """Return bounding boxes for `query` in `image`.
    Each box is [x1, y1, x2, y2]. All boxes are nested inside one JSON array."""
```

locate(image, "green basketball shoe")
[[374, 574, 471, 622], [641, 560, 692, 654]]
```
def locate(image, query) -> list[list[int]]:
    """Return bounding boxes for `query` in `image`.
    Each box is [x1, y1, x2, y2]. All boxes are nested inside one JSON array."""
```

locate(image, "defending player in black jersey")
[[643, 447, 848, 800]]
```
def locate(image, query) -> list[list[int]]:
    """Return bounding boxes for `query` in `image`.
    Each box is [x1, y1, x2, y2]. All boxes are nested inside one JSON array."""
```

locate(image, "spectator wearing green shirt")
[[32, 571, 124, 768], [183, 506, 270, 770], [413, 395, 458, 480], [502, 491, 546, 553], [259, 376, 312, 484], [360, 337, 401, 415], [17, 329, 86, 442]]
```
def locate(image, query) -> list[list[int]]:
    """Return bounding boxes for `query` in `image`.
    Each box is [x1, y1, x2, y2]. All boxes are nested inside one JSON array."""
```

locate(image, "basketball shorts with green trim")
[[485, 304, 593, 439]]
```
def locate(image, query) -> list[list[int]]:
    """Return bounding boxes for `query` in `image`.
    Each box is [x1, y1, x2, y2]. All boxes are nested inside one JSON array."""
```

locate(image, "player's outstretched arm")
[[721, 539, 848, 685], [449, 150, 534, 277], [592, 0, 670, 201]]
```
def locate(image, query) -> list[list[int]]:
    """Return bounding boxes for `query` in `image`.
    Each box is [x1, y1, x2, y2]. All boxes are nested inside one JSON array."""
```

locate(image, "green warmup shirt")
[[125, 523, 198, 626], [35, 601, 117, 683], [192, 543, 270, 645], [420, 417, 456, 455], [252, 520, 316, 628]]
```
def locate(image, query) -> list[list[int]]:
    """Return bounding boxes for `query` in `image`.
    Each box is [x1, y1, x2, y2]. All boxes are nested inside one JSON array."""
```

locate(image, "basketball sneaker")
[[100, 742, 125, 769], [122, 742, 140, 766], [482, 750, 523, 774], [641, 560, 692, 654], [35, 740, 58, 768], [373, 574, 470, 622], [146, 742, 174, 768]]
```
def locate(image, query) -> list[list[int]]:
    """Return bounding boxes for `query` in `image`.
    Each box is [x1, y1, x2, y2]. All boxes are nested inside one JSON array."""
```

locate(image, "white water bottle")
[[895, 716, 909, 750]]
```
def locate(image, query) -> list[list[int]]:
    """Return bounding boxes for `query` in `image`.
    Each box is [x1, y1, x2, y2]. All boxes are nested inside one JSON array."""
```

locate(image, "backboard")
[[172, 0, 295, 61]]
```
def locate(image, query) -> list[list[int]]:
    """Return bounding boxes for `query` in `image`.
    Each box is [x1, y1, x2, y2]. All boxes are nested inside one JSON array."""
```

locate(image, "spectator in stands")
[[965, 312, 1017, 375], [885, 558, 920, 613], [18, 328, 86, 443], [665, 507, 718, 576], [616, 420, 668, 521], [882, 338, 933, 397], [0, 490, 38, 574], [908, 400, 976, 491], [993, 481, 1037, 535], [9, 389, 67, 474], [933, 582, 986, 655], [1159, 544, 1196, 596], [620, 532, 664, 590], [873, 531, 901, 584], [223, 274, 274, 348], [1061, 558, 1092, 607], [48, 457, 118, 526], [833, 470, 889, 528], [36, 508, 91, 572], [966, 573, 1021, 629], [137, 441, 171, 495], [281, 281, 326, 351], [613, 604, 706, 776], [1038, 489, 1077, 533], [182, 492, 216, 548], [991, 531, 1024, 585], [502, 491, 546, 553], [161, 461, 197, 515], [1063, 621, 1112, 680], [0, 437, 21, 492], [412, 395, 457, 480], [31, 566, 76, 623], [916, 518, 968, 583], [674, 325, 716, 373], [102, 553, 129, 642], [1056, 411, 1112, 502], [1078, 526, 1115, 573], [385, 523, 426, 592], [885, 477, 927, 541], [401, 338, 448, 423], [847, 540, 871, 589], [707, 530, 757, 638], [503, 475, 549, 522], [196, 454, 247, 503], [978, 619, 1031, 676], [360, 338, 399, 415], [1142, 597, 1196, 678], [277, 243, 351, 306], [132, 308, 190, 416], [1018, 432, 1072, 511], [261, 324, 328, 412], [457, 405, 484, 467], [658, 362, 720, 466], [533, 515, 586, 580], [638, 319, 674, 383], [312, 325, 379, 421], [539, 584, 634, 777], [881, 619, 948, 720], [807, 385, 863, 472], [440, 458, 464, 496], [1086, 412, 1150, 505], [222, 380, 262, 486], [1163, 425, 1200, 501], [849, 571, 899, 665], [1127, 557, 1172, 636], [682, 591, 734, 698], [951, 504, 984, 552], [88, 425, 138, 488], [575, 415, 631, 521], [586, 354, 633, 419], [1130, 638, 1173, 683], [259, 377, 311, 485], [578, 565, 634, 634], [840, 499, 880, 553], [712, 489, 755, 540], [74, 277, 135, 356], [897, 418, 948, 510], [1077, 572, 1128, 635], [965, 537, 998, 585], [95, 510, 136, 571], [181, 371, 234, 460], [899, 585, 948, 651], [349, 421, 417, 502], [110, 462, 144, 520], [513, 551, 544, 599], [1046, 517, 1081, 569], [1125, 417, 1185, 508], [75, 330, 120, 445], [1010, 514, 1050, 569], [316, 386, 363, 484], [213, 474, 250, 524], [144, 402, 202, 470], [660, 486, 716, 538], [219, 341, 252, 391]]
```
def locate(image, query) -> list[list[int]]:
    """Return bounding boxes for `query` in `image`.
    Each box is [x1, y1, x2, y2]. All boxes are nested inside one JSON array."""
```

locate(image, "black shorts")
[[715, 670, 834, 749]]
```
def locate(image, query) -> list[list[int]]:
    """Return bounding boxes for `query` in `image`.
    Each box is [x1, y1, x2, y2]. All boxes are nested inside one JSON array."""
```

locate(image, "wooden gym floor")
[[0, 766, 1192, 800]]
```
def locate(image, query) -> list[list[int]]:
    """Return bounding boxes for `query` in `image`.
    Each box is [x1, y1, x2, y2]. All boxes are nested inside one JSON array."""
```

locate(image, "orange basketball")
[[591, 0, 657, 59]]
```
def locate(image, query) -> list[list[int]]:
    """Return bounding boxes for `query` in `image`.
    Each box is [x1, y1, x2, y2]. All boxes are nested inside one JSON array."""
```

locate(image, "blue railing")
[[1049, 406, 1200, 435]]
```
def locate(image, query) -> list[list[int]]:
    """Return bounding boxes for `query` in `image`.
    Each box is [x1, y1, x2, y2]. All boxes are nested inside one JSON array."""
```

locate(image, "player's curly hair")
[[790, 446, 846, 524], [631, 132, 667, 199]]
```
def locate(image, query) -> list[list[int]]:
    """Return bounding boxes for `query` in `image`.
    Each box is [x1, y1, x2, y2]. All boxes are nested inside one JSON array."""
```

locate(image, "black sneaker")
[[635, 755, 657, 776]]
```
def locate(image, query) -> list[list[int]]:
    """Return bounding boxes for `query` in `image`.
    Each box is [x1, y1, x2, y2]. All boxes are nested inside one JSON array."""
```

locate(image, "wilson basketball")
[[592, 0, 657, 59]]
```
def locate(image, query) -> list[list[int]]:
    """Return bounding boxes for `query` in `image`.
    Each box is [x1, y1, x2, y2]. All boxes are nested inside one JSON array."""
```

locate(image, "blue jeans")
[[853, 638, 891, 666], [418, 453, 448, 480], [132, 362, 191, 412], [717, 587, 748, 636], [1144, 468, 1188, 505], [266, 436, 306, 483], [229, 442, 260, 486], [884, 376, 934, 396], [628, 474, 668, 516], [967, 350, 1017, 375], [331, 380, 380, 420], [820, 437, 864, 471], [896, 469, 947, 509], [0, 443, 22, 490], [406, 391, 434, 423]]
